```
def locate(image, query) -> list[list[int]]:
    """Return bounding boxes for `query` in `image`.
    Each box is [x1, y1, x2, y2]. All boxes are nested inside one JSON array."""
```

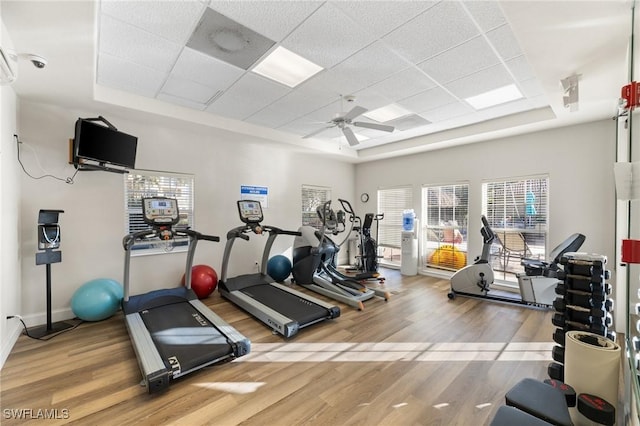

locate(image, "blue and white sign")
[[240, 185, 268, 208]]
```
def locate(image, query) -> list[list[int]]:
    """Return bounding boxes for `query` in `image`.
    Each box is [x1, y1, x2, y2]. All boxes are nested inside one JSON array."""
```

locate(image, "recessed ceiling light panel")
[[465, 84, 523, 109], [363, 103, 412, 122], [252, 46, 323, 88]]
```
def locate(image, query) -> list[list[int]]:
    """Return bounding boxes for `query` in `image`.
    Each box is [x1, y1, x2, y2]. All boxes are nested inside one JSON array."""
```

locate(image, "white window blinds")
[[301, 185, 331, 228], [377, 186, 412, 248]]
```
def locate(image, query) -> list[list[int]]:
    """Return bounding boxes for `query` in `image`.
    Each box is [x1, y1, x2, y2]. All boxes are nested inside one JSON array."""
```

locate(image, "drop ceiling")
[[1, 1, 634, 162]]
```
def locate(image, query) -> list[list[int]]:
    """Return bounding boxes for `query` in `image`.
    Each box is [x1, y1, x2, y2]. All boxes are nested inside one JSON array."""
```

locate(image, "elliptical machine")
[[292, 201, 389, 310], [448, 215, 585, 308], [337, 198, 384, 282]]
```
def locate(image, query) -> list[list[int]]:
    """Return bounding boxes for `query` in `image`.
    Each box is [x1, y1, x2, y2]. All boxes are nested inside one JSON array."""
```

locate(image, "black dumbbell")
[[553, 298, 607, 317], [577, 394, 615, 426], [564, 275, 611, 294], [552, 345, 564, 363], [548, 362, 564, 381], [544, 379, 576, 407], [553, 328, 565, 346], [552, 313, 609, 336]]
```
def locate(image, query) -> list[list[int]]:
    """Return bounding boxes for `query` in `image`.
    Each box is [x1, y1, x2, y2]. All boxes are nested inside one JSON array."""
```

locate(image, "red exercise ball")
[[181, 264, 218, 299]]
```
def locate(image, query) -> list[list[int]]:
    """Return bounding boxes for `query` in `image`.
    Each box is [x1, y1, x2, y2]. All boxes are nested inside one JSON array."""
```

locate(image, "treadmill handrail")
[[219, 223, 301, 283], [123, 229, 157, 250]]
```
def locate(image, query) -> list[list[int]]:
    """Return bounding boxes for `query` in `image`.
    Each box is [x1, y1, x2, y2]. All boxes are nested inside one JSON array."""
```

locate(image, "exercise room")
[[1, 1, 639, 424]]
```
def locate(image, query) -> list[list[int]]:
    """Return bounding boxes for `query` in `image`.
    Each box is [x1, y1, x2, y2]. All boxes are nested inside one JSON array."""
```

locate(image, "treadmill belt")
[[241, 284, 329, 325], [141, 302, 233, 376]]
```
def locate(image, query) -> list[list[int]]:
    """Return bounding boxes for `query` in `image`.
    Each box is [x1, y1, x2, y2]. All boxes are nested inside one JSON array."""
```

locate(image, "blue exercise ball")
[[267, 255, 292, 282], [71, 278, 123, 321]]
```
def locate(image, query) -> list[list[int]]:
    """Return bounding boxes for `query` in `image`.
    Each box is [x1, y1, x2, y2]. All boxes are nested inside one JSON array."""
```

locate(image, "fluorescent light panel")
[[252, 46, 323, 88], [363, 103, 412, 122], [465, 84, 523, 109]]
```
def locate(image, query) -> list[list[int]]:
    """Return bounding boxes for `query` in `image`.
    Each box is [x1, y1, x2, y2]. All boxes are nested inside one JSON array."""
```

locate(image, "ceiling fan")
[[303, 99, 395, 146]]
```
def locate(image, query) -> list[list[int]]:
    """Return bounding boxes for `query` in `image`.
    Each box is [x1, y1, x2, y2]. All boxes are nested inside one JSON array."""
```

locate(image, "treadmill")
[[122, 197, 250, 394], [218, 200, 340, 338]]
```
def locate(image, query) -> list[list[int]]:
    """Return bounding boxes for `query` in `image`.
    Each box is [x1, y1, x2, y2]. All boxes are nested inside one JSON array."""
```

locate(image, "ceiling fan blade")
[[303, 126, 334, 139], [342, 105, 368, 121], [342, 126, 360, 146], [352, 121, 395, 132]]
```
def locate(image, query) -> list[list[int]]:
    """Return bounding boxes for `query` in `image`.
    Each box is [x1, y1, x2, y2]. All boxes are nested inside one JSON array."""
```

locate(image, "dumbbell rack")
[[549, 252, 614, 382]]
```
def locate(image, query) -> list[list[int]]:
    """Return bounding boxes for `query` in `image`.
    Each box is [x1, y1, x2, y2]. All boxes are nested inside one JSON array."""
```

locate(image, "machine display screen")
[[143, 197, 179, 225], [238, 200, 263, 223]]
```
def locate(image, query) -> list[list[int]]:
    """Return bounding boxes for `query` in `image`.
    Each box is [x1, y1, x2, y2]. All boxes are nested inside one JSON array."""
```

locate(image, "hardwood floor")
[[0, 269, 557, 425]]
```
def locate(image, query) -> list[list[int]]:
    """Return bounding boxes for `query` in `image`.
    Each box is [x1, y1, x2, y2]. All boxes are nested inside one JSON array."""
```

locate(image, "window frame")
[[301, 184, 332, 229], [482, 174, 549, 281], [421, 182, 470, 272]]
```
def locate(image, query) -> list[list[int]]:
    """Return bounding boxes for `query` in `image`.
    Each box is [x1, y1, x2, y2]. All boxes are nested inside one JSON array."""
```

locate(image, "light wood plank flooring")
[[1, 269, 557, 425]]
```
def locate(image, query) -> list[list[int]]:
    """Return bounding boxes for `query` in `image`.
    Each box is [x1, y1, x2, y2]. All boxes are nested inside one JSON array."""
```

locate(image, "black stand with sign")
[[29, 209, 74, 338]]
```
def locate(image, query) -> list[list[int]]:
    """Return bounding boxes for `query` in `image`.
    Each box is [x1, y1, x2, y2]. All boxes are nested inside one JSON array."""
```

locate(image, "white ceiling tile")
[[245, 103, 301, 128], [506, 55, 536, 81], [330, 41, 409, 94], [463, 1, 507, 32], [265, 86, 337, 121], [172, 47, 244, 89], [157, 92, 208, 110], [281, 3, 377, 69], [206, 73, 290, 119], [519, 78, 546, 99], [397, 87, 459, 113], [385, 114, 431, 131], [365, 68, 437, 102], [279, 117, 335, 138], [349, 90, 394, 112], [161, 75, 222, 103], [333, 1, 438, 38], [418, 36, 500, 84], [100, 0, 206, 44], [99, 14, 182, 73], [421, 102, 474, 123], [305, 69, 368, 100], [97, 53, 167, 98], [382, 1, 480, 63], [208, 1, 322, 42], [486, 24, 523, 60], [444, 64, 514, 99]]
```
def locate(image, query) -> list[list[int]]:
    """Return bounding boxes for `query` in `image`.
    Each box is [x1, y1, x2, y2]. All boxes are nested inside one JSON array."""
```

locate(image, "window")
[[483, 176, 549, 281], [124, 170, 194, 255], [301, 185, 331, 228], [422, 183, 469, 271], [377, 186, 413, 266]]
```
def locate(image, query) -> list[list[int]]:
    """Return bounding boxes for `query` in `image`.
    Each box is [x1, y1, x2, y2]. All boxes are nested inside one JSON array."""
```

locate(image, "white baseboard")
[[0, 308, 75, 370], [21, 308, 75, 328], [1, 319, 23, 370]]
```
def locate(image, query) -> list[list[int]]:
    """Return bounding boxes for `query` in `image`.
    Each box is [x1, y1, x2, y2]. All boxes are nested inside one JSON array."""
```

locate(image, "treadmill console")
[[142, 197, 180, 226], [237, 200, 263, 224]]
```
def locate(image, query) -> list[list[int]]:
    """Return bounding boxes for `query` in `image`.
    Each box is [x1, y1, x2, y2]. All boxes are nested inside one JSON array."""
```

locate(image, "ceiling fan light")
[[465, 84, 523, 110], [252, 46, 323, 88], [363, 103, 412, 122]]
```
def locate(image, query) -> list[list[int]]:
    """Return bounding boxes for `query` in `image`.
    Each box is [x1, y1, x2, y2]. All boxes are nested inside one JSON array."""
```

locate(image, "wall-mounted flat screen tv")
[[73, 118, 138, 169]]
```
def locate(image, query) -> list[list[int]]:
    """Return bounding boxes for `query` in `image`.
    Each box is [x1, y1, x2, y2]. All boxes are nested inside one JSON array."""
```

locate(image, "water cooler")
[[401, 210, 418, 276]]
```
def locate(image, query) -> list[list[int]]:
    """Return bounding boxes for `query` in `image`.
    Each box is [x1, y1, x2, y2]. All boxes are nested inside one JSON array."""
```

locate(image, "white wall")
[[16, 100, 355, 325], [0, 14, 22, 367], [356, 119, 617, 275]]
